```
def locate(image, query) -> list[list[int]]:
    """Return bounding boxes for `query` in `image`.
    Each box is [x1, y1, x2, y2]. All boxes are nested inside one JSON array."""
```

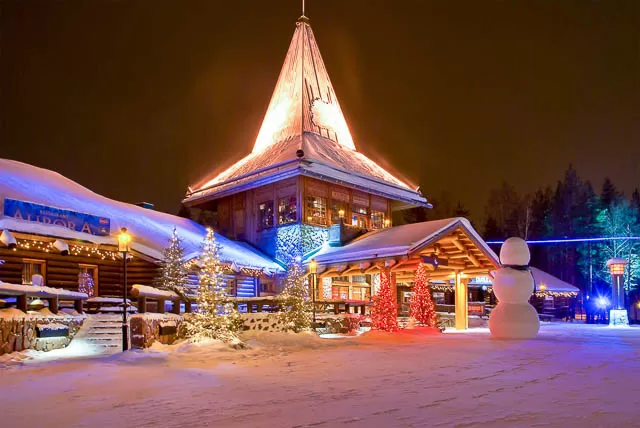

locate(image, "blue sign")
[[3, 198, 111, 236]]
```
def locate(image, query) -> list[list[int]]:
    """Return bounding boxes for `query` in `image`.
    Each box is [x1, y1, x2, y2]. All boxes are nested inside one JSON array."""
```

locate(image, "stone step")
[[86, 337, 122, 343]]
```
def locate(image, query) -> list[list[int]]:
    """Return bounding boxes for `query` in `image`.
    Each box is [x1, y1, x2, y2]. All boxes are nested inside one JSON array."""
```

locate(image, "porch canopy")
[[312, 218, 500, 330]]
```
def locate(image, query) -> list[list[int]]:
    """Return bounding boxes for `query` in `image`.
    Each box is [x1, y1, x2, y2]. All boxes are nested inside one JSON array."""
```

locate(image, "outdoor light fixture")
[[606, 258, 629, 326], [596, 297, 609, 309], [309, 259, 318, 324], [118, 227, 132, 351], [53, 239, 69, 256], [539, 284, 547, 292], [384, 219, 391, 228], [338, 209, 345, 219]]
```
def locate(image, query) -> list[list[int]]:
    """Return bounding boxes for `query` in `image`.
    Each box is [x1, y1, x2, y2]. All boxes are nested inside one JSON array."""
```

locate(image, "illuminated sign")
[[3, 198, 110, 236]]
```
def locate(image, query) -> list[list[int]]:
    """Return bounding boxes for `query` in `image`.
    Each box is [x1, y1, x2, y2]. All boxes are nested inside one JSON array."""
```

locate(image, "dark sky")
[[2, 0, 639, 223]]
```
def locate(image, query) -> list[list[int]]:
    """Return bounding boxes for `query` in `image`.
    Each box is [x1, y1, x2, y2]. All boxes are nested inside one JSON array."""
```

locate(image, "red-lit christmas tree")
[[371, 270, 398, 332], [409, 263, 437, 327]]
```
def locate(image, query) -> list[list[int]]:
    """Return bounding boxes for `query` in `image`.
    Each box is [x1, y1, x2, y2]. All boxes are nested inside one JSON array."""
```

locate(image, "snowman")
[[489, 237, 540, 339]]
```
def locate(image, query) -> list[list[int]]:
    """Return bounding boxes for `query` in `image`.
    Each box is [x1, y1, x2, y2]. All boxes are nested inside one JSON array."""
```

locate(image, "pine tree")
[[184, 228, 242, 342], [155, 227, 190, 300], [600, 177, 623, 209], [409, 263, 437, 327], [279, 261, 312, 332], [371, 270, 398, 332]]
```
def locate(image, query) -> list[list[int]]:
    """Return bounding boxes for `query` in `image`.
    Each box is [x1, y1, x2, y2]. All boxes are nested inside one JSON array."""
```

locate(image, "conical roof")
[[185, 17, 427, 207]]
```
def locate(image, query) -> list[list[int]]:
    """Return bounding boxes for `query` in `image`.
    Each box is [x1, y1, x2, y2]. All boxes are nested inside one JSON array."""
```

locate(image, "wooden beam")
[[319, 267, 337, 279], [364, 264, 380, 274], [390, 259, 420, 272]]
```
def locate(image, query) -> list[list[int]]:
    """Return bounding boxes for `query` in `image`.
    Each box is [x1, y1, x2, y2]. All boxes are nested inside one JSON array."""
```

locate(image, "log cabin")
[[0, 159, 283, 312]]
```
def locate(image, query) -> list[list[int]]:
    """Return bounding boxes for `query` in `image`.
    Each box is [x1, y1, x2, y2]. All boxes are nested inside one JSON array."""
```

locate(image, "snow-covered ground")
[[1, 323, 639, 427]]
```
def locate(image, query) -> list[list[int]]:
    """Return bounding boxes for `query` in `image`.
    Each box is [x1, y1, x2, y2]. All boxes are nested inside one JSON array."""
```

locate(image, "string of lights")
[[486, 236, 640, 245]]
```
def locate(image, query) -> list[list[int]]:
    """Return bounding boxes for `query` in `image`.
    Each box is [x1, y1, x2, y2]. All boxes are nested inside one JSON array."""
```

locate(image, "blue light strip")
[[486, 236, 640, 245]]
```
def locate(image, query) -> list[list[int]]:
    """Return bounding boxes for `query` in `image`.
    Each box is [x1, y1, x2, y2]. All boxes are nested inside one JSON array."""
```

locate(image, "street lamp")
[[606, 258, 629, 326], [118, 227, 131, 351], [309, 259, 317, 324]]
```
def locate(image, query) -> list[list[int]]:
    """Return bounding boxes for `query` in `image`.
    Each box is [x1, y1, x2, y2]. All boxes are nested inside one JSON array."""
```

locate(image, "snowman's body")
[[489, 238, 540, 339]]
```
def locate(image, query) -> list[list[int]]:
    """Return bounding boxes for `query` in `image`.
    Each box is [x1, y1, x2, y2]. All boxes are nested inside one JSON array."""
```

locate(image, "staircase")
[[75, 314, 125, 353]]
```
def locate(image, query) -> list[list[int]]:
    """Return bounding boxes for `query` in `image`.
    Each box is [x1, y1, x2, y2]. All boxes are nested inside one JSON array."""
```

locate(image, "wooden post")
[[185, 301, 192, 313], [75, 299, 84, 314], [48, 296, 59, 314], [138, 297, 147, 313], [157, 299, 165, 314], [455, 273, 468, 330], [172, 300, 181, 314], [17, 294, 27, 312]]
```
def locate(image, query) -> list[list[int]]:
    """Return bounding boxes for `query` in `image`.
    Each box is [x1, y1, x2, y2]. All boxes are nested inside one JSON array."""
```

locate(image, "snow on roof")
[[0, 159, 282, 272], [313, 218, 499, 265], [530, 267, 580, 293], [186, 18, 426, 207]]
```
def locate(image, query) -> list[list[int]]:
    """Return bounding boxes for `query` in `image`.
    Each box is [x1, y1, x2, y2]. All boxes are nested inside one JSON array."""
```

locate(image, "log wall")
[[0, 247, 158, 297]]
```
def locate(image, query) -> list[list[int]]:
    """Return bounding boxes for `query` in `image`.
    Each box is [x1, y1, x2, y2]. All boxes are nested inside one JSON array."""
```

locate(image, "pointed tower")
[[184, 16, 429, 262]]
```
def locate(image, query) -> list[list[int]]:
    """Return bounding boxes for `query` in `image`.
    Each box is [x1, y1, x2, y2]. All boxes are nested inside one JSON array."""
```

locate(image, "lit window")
[[260, 280, 276, 293], [330, 200, 348, 224], [371, 210, 386, 229], [78, 264, 98, 297], [22, 259, 45, 285], [306, 196, 327, 225], [258, 201, 274, 229], [278, 196, 297, 225], [352, 205, 368, 229], [332, 286, 349, 300]]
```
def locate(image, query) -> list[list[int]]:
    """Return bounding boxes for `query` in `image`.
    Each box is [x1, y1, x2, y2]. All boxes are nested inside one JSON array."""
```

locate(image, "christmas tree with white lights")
[[155, 227, 190, 301], [279, 260, 312, 332], [184, 228, 242, 342], [371, 271, 398, 332], [409, 263, 437, 327]]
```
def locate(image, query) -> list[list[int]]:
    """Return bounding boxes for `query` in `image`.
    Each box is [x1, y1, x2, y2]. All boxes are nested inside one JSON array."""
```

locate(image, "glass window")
[[22, 260, 45, 285], [226, 279, 237, 297], [371, 210, 386, 229], [260, 280, 276, 293], [78, 265, 98, 297], [258, 201, 274, 229], [278, 196, 297, 225], [332, 286, 349, 300], [330, 200, 348, 224], [352, 206, 368, 229], [306, 196, 327, 225]]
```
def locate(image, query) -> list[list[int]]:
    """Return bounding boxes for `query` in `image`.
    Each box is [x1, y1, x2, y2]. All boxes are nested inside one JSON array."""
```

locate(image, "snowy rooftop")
[[0, 159, 282, 272], [530, 267, 580, 293], [313, 218, 499, 265], [185, 18, 427, 207]]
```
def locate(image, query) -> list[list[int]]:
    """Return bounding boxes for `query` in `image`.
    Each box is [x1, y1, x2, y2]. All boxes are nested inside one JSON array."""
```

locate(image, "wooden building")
[[0, 159, 283, 311], [179, 16, 503, 329], [183, 16, 428, 262]]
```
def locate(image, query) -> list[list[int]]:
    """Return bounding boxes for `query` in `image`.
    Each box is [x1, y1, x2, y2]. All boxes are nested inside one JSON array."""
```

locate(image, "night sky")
[[2, 1, 638, 223]]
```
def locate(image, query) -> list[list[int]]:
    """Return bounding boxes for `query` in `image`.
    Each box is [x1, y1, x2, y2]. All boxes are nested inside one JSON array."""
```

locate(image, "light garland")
[[16, 238, 120, 261], [534, 291, 579, 298]]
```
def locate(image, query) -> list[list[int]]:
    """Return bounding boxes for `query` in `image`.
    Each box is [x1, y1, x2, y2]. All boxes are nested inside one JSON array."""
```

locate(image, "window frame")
[[257, 200, 275, 230], [277, 195, 298, 225], [306, 196, 328, 226], [78, 264, 99, 297], [22, 259, 46, 285]]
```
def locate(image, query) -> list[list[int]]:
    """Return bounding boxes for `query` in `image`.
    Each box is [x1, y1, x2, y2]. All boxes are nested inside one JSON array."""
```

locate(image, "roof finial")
[[302, 0, 305, 16]]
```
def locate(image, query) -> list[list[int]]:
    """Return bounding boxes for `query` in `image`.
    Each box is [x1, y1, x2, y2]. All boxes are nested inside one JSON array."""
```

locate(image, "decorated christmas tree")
[[184, 228, 242, 342], [279, 259, 312, 332], [371, 271, 398, 332], [78, 272, 95, 298], [155, 227, 190, 300], [409, 263, 437, 327]]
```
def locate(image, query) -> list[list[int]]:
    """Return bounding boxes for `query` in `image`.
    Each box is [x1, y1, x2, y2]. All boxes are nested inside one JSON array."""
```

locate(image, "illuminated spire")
[[252, 16, 356, 154]]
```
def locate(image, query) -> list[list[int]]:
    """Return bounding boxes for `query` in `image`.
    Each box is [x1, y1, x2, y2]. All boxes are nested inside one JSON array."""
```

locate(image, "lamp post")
[[309, 259, 317, 324], [606, 258, 629, 326], [118, 227, 131, 351]]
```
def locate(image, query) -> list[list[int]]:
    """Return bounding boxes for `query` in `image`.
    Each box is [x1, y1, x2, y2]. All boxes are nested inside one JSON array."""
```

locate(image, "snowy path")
[[1, 323, 639, 427]]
